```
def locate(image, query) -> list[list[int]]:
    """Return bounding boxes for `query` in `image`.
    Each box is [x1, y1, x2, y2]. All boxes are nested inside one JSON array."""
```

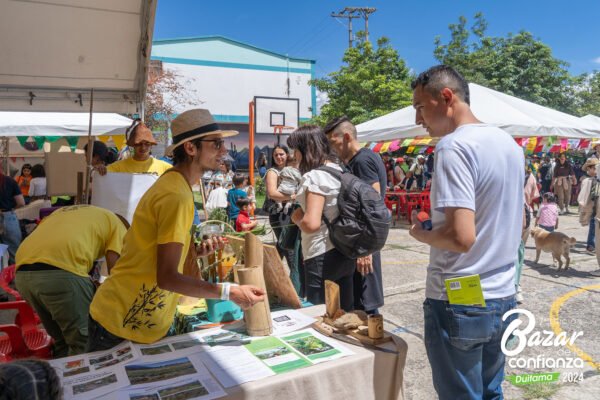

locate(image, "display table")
[[224, 305, 407, 400]]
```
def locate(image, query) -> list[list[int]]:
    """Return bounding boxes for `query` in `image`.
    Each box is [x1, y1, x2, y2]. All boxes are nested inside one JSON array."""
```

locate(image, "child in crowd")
[[235, 198, 258, 232], [227, 173, 248, 222], [276, 155, 302, 213], [536, 192, 559, 232], [15, 163, 32, 200], [205, 181, 228, 216]]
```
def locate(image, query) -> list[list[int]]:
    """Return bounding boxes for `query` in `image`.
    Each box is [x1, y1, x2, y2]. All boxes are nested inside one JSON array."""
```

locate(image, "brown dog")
[[530, 227, 577, 271]]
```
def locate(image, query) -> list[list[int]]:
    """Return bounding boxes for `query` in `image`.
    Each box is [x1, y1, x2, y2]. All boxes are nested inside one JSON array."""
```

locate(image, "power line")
[[331, 6, 377, 48]]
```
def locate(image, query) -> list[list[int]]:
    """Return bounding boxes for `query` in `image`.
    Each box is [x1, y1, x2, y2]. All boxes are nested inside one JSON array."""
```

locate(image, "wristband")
[[219, 283, 238, 301]]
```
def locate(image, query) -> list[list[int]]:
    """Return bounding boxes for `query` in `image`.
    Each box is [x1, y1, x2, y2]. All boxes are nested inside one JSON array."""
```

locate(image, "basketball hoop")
[[272, 125, 295, 135]]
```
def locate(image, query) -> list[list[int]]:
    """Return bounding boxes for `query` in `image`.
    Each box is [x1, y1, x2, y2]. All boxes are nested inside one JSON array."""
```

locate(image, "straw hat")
[[127, 121, 157, 146], [582, 158, 599, 171], [166, 109, 238, 156]]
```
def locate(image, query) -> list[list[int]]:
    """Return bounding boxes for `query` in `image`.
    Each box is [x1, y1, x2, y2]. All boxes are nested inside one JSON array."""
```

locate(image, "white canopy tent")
[[0, 112, 133, 137], [0, 0, 156, 114], [581, 114, 600, 130], [357, 83, 600, 142]]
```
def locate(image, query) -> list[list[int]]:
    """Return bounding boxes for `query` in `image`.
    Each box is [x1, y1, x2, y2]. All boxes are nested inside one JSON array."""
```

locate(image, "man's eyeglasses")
[[197, 138, 225, 150]]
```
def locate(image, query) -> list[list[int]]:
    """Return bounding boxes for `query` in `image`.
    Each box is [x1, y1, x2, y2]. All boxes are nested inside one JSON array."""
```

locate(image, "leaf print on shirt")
[[122, 283, 167, 330]]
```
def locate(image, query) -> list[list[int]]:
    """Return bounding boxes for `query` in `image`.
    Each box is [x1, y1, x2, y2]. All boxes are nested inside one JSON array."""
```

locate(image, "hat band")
[[173, 123, 220, 145]]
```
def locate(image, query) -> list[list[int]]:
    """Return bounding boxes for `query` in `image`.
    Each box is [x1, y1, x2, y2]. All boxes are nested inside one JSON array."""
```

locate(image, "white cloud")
[[593, 57, 600, 64]]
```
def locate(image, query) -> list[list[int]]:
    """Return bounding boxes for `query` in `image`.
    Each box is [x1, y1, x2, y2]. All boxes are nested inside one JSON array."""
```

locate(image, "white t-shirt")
[[29, 177, 47, 197], [427, 124, 524, 300], [296, 163, 343, 260], [205, 187, 228, 215]]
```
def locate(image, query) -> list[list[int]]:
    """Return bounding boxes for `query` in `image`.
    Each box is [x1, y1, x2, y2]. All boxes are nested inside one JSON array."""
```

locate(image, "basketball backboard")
[[254, 96, 300, 135]]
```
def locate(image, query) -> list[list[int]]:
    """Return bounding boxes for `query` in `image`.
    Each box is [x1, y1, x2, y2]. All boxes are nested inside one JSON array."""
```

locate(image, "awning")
[[358, 83, 600, 141], [0, 0, 157, 114], [0, 111, 132, 136]]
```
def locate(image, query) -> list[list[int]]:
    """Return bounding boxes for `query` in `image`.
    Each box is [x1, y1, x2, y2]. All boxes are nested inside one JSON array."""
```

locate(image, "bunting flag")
[[98, 135, 111, 144], [534, 144, 544, 153], [418, 146, 427, 154], [44, 136, 62, 143], [359, 142, 367, 148], [368, 142, 377, 150], [426, 146, 435, 154], [388, 140, 401, 152], [525, 137, 537, 153], [550, 145, 561, 153], [568, 139, 580, 149], [514, 138, 523, 146], [542, 144, 551, 153], [560, 138, 568, 151], [547, 136, 557, 145], [405, 146, 415, 154], [579, 139, 591, 149], [33, 136, 45, 149], [401, 138, 412, 147], [65, 136, 79, 151], [16, 136, 29, 147], [379, 141, 391, 153], [421, 138, 433, 145], [372, 142, 383, 153]]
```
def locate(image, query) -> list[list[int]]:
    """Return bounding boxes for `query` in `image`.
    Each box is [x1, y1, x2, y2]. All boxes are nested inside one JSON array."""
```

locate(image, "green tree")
[[434, 14, 576, 113], [573, 72, 600, 117], [311, 33, 413, 125]]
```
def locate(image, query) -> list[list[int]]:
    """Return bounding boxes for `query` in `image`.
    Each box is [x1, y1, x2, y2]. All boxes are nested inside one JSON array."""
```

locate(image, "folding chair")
[[0, 300, 52, 358]]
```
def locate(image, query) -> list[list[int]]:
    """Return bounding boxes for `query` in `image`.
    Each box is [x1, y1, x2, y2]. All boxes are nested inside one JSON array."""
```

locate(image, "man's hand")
[[356, 255, 373, 276], [409, 210, 425, 242], [291, 207, 304, 225], [229, 285, 266, 310], [196, 235, 224, 257], [95, 165, 108, 176]]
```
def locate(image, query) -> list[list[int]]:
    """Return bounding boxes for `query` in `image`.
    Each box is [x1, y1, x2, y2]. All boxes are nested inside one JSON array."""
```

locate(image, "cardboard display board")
[[44, 151, 86, 196]]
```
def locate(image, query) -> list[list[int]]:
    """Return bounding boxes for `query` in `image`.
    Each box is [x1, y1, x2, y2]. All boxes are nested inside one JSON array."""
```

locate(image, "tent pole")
[[84, 89, 94, 203]]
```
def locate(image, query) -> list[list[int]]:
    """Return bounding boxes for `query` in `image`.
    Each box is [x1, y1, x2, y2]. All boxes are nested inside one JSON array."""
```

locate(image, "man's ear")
[[440, 87, 454, 105]]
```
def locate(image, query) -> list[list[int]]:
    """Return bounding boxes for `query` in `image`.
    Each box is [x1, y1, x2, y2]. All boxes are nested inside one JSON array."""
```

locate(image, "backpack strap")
[[317, 165, 343, 180]]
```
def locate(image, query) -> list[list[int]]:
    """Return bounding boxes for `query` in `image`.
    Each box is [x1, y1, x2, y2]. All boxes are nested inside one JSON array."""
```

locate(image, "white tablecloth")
[[224, 305, 407, 400]]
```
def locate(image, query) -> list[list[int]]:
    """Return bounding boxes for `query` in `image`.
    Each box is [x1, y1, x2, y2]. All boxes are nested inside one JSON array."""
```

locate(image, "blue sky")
[[154, 0, 600, 78]]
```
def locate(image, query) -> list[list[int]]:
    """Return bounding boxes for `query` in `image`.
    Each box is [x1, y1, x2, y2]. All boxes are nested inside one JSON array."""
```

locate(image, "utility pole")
[[331, 10, 360, 48], [331, 7, 377, 47]]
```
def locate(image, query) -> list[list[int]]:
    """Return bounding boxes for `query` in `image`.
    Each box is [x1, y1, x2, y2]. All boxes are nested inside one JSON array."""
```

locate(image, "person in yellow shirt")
[[14, 205, 128, 357], [98, 119, 172, 176], [88, 109, 265, 350]]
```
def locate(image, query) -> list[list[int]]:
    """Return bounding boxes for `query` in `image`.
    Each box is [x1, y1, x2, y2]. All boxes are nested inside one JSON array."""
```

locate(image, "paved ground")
[[378, 212, 600, 399], [3, 212, 598, 398]]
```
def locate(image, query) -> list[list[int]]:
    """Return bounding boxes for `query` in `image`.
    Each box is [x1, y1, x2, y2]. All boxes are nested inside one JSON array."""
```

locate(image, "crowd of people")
[[4, 64, 600, 400]]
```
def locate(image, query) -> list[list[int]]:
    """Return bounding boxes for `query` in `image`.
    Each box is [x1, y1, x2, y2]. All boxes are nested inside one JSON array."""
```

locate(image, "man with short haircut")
[[325, 116, 386, 314], [409, 65, 523, 400], [88, 109, 265, 351]]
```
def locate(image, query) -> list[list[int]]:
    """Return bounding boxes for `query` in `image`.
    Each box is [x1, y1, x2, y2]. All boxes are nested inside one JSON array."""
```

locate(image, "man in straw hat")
[[88, 109, 265, 350], [100, 119, 172, 175]]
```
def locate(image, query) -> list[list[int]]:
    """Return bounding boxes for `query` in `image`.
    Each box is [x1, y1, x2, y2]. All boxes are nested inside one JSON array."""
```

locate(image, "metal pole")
[[84, 89, 94, 203], [248, 101, 255, 186]]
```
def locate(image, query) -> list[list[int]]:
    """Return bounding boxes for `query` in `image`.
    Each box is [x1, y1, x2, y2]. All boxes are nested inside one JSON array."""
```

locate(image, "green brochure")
[[244, 337, 311, 374], [444, 274, 486, 307]]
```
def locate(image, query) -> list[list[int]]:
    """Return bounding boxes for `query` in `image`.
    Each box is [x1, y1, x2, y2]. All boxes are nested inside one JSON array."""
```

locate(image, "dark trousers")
[[304, 248, 356, 311], [353, 251, 384, 312]]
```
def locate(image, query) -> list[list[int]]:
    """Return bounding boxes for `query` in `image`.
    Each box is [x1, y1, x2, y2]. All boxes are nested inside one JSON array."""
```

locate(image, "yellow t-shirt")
[[15, 205, 126, 277], [89, 171, 194, 344], [107, 157, 172, 175]]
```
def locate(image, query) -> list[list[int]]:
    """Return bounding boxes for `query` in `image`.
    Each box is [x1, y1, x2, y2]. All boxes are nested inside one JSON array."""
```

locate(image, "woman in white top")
[[289, 126, 356, 311], [28, 164, 47, 200]]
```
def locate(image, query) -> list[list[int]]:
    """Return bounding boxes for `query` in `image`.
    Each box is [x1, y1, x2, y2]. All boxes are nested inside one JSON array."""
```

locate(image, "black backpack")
[[318, 166, 391, 259]]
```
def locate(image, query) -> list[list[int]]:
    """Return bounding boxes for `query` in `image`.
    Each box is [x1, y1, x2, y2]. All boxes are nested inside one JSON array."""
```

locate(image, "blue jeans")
[[0, 211, 22, 265], [423, 296, 517, 400], [87, 316, 124, 352], [587, 217, 595, 248]]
